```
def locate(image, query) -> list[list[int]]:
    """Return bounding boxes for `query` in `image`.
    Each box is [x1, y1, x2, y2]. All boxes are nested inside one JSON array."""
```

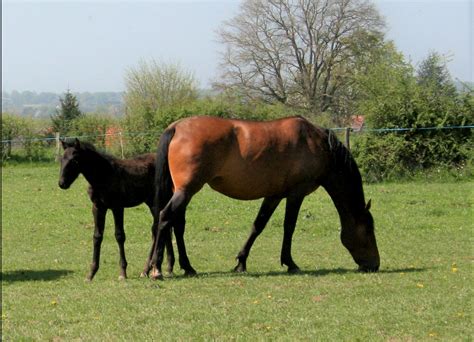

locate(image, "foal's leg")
[[111, 207, 127, 280], [151, 190, 191, 280], [234, 197, 282, 273], [281, 195, 305, 273], [87, 203, 107, 281]]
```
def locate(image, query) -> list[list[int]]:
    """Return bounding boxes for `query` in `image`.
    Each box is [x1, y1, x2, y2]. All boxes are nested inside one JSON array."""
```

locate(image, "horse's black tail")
[[154, 127, 176, 216]]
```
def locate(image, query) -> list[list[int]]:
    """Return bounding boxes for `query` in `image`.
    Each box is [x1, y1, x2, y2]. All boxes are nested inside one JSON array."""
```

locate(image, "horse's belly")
[[208, 166, 291, 200]]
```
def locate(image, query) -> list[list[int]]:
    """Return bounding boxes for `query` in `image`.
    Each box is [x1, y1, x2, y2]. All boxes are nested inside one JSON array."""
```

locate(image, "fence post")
[[119, 132, 124, 159], [55, 132, 61, 161], [344, 127, 351, 151]]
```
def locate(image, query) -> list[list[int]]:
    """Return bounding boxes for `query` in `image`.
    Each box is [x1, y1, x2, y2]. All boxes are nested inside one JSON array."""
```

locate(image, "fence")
[[2, 125, 473, 163]]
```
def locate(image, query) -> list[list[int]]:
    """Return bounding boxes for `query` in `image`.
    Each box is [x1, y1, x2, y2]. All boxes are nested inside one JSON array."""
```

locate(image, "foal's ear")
[[74, 138, 81, 149], [60, 139, 67, 149], [366, 199, 372, 211]]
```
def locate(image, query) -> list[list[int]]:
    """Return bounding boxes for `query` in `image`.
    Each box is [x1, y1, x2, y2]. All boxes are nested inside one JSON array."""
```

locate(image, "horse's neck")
[[322, 170, 366, 227], [81, 151, 114, 188]]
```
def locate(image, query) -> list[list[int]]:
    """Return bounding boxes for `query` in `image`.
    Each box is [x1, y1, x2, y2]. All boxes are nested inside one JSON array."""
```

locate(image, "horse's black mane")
[[324, 129, 366, 212]]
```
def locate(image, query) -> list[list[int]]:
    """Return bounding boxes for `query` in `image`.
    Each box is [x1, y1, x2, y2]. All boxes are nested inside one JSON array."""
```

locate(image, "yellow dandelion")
[[428, 332, 437, 337], [51, 300, 58, 306], [451, 267, 458, 273], [416, 283, 424, 288]]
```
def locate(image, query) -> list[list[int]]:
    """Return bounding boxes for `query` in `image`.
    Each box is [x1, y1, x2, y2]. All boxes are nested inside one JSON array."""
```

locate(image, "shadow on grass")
[[168, 266, 427, 280], [1, 269, 74, 283]]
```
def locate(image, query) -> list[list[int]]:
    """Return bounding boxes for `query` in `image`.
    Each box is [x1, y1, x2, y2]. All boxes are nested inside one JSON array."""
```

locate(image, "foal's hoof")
[[118, 275, 127, 281]]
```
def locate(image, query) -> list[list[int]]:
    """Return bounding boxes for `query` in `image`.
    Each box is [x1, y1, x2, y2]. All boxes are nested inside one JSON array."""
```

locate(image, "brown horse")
[[148, 115, 380, 279], [58, 139, 175, 281]]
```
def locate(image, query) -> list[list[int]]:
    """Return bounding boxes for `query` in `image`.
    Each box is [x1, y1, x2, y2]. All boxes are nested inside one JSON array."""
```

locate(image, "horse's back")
[[168, 116, 330, 199]]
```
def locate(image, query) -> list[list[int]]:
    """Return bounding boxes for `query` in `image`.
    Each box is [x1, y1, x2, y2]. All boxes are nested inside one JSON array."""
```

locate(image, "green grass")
[[2, 164, 472, 341]]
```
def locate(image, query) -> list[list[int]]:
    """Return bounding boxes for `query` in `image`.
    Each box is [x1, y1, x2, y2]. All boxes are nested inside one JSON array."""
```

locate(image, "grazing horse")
[[58, 139, 175, 281], [149, 115, 380, 280]]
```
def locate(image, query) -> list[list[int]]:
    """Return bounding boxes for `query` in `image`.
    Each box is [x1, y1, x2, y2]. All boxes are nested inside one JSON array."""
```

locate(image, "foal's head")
[[58, 138, 87, 189], [340, 200, 380, 272]]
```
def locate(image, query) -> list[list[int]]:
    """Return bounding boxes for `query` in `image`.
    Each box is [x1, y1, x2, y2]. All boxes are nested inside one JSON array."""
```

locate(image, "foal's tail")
[[154, 127, 176, 216]]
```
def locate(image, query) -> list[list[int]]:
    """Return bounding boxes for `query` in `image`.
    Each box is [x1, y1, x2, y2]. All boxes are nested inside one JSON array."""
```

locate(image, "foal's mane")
[[66, 140, 117, 163]]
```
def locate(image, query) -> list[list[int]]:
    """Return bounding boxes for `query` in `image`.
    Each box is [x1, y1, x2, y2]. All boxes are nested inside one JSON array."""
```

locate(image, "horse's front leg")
[[112, 207, 127, 280], [281, 195, 305, 273], [87, 203, 107, 281], [234, 197, 281, 273]]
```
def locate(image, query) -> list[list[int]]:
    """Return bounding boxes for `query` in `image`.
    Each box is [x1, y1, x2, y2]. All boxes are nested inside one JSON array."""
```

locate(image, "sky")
[[2, 0, 473, 93]]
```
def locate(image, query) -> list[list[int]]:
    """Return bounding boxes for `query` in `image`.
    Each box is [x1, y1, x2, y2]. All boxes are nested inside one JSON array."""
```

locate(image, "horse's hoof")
[[288, 267, 301, 274], [184, 269, 197, 277], [233, 265, 247, 273], [233, 264, 247, 273], [140, 271, 149, 278], [151, 273, 164, 281], [118, 275, 126, 281], [85, 277, 93, 282], [151, 268, 164, 280]]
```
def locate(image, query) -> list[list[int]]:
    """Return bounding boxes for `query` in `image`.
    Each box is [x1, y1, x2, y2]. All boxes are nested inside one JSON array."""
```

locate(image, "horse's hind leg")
[[174, 211, 196, 276], [151, 190, 192, 280], [234, 196, 281, 273], [281, 195, 305, 273], [87, 203, 107, 281], [141, 205, 175, 277], [141, 217, 158, 278], [112, 208, 127, 280], [164, 227, 175, 275]]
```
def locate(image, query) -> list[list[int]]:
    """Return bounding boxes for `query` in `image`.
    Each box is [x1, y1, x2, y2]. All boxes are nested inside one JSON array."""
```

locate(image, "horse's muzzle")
[[58, 180, 70, 189]]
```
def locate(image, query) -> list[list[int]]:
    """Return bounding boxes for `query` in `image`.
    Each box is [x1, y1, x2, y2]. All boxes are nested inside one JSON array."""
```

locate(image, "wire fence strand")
[[2, 125, 473, 144]]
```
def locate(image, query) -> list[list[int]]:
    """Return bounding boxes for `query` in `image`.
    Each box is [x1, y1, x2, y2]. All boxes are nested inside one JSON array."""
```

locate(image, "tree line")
[[2, 0, 473, 181]]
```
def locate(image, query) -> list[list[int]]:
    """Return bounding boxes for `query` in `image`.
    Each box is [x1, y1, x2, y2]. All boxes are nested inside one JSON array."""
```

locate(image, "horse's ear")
[[60, 139, 67, 149], [366, 199, 372, 211], [74, 138, 81, 149]]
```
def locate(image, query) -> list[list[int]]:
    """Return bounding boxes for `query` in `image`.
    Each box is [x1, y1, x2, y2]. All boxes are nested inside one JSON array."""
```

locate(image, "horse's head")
[[340, 200, 380, 272], [58, 138, 82, 190]]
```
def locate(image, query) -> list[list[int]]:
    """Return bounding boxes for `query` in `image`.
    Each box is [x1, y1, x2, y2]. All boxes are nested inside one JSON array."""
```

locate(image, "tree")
[[216, 0, 385, 117], [123, 59, 198, 154], [51, 90, 83, 135], [352, 50, 472, 180]]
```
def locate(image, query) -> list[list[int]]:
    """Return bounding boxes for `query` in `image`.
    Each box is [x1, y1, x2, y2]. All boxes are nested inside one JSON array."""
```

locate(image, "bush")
[[353, 50, 472, 181], [70, 113, 117, 149]]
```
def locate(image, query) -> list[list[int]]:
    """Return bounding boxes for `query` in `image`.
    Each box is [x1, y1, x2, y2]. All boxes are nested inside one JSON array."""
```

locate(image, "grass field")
[[2, 164, 472, 340]]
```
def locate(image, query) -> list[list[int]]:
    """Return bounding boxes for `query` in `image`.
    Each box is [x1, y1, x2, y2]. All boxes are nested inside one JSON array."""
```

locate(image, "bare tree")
[[124, 59, 198, 118], [216, 0, 385, 116]]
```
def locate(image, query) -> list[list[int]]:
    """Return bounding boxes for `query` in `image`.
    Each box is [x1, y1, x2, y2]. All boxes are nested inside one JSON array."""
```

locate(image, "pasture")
[[2, 164, 472, 340]]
